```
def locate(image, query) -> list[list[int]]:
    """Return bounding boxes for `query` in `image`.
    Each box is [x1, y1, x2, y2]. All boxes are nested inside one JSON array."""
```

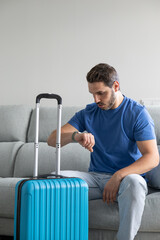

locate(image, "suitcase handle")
[[34, 93, 62, 178], [36, 93, 62, 104], [37, 174, 66, 179]]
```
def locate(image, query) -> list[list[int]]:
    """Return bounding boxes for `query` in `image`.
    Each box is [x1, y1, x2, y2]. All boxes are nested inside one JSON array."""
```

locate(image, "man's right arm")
[[47, 123, 95, 152]]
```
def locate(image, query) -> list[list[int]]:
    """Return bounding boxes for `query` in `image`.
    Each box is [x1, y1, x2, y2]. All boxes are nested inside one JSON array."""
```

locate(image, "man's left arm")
[[118, 139, 159, 178], [103, 139, 159, 204]]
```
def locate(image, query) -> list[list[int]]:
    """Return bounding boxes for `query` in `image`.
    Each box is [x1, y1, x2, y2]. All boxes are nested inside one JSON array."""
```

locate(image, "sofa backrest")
[[146, 105, 160, 145], [14, 105, 90, 177], [0, 104, 160, 178], [13, 142, 90, 177], [27, 106, 83, 142], [0, 105, 32, 177], [0, 105, 32, 142]]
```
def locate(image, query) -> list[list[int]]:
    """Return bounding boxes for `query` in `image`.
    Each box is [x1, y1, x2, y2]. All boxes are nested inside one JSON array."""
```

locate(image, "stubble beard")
[[98, 89, 116, 110]]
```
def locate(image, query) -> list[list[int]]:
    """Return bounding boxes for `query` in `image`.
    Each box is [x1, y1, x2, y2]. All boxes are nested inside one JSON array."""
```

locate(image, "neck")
[[112, 91, 124, 109]]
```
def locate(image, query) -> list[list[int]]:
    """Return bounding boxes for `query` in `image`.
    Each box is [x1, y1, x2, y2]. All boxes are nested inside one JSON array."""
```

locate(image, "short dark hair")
[[86, 63, 119, 88]]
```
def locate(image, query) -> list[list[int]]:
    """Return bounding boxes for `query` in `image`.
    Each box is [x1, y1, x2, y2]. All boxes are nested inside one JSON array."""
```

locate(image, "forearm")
[[47, 123, 78, 147], [48, 128, 95, 152], [115, 153, 159, 181], [47, 130, 74, 147], [103, 154, 157, 204]]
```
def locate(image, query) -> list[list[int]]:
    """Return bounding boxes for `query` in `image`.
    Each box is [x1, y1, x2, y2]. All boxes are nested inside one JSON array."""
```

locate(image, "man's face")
[[88, 81, 117, 110]]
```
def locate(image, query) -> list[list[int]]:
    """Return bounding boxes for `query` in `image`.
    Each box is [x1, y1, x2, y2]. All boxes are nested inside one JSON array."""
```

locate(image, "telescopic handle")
[[36, 93, 62, 105], [34, 93, 62, 177]]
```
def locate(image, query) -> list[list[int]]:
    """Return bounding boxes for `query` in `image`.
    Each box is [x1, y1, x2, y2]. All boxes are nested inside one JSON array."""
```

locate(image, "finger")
[[83, 134, 95, 151], [89, 147, 94, 152], [113, 192, 117, 202], [85, 142, 94, 152], [88, 135, 95, 152], [88, 134, 95, 146], [106, 192, 110, 204], [103, 188, 110, 204], [110, 191, 117, 203], [110, 193, 114, 203], [103, 190, 106, 202], [83, 133, 90, 145], [91, 134, 95, 146], [85, 134, 92, 145]]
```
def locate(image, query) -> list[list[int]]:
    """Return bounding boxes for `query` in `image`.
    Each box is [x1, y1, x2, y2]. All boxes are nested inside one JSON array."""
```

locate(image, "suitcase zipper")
[[16, 179, 30, 240]]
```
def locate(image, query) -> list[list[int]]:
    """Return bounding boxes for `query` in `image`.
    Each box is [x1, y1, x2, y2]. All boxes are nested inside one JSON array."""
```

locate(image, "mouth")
[[97, 103, 105, 108]]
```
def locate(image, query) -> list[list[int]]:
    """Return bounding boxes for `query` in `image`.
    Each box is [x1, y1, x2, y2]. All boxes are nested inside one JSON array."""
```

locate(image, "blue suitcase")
[[14, 94, 88, 240]]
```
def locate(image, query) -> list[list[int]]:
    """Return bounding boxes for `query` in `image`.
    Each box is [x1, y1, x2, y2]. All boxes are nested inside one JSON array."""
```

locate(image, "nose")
[[94, 94, 100, 103]]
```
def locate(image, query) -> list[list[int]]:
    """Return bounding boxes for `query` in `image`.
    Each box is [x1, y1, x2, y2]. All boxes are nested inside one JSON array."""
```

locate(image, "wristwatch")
[[72, 131, 81, 142]]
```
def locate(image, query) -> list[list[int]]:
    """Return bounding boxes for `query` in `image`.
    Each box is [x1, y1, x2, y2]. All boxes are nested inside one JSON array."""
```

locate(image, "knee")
[[119, 174, 148, 197]]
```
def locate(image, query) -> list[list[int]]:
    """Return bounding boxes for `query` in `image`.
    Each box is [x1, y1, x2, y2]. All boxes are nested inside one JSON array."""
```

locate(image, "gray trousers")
[[58, 170, 148, 240]]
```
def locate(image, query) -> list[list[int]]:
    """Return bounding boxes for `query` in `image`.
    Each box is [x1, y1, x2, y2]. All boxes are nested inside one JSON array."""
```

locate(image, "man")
[[47, 63, 159, 240]]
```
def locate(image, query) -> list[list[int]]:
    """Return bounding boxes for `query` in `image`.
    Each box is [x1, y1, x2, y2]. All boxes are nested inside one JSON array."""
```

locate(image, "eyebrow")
[[89, 90, 106, 94]]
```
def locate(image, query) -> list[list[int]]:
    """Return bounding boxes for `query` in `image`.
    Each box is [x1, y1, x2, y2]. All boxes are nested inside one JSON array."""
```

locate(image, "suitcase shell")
[[14, 177, 88, 240], [14, 93, 89, 240]]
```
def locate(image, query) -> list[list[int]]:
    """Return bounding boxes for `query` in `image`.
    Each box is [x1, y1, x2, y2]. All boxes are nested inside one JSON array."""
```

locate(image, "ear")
[[113, 81, 119, 92]]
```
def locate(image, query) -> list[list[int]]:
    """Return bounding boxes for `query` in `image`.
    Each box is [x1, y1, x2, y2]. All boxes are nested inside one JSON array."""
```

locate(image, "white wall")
[[0, 0, 160, 107]]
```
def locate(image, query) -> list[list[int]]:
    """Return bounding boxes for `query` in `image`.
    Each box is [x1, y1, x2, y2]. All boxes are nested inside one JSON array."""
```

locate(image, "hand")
[[74, 132, 95, 152], [103, 173, 122, 204]]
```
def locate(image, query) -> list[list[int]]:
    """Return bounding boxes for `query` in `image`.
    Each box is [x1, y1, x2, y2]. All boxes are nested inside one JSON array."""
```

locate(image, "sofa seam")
[[26, 108, 33, 143], [12, 143, 25, 177]]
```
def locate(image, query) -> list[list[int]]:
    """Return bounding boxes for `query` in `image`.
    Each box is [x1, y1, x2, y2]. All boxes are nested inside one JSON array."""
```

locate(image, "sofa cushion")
[[89, 200, 119, 230], [146, 105, 160, 145], [14, 142, 90, 177], [0, 142, 24, 177], [0, 218, 14, 236], [27, 106, 83, 142], [144, 106, 160, 189], [1, 179, 160, 234], [140, 192, 160, 231], [0, 178, 24, 218], [89, 192, 160, 232], [0, 105, 32, 142], [145, 145, 160, 189], [146, 164, 160, 190]]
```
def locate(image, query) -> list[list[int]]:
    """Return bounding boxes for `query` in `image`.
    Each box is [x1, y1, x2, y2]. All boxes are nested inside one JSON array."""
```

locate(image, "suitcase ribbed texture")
[[14, 178, 88, 240]]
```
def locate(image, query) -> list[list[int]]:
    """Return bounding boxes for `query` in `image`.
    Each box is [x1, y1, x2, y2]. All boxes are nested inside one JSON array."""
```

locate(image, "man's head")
[[86, 63, 121, 110], [86, 63, 119, 88]]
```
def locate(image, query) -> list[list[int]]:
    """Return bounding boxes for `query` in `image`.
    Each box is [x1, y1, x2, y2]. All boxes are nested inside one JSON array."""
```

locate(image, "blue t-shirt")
[[68, 96, 156, 174]]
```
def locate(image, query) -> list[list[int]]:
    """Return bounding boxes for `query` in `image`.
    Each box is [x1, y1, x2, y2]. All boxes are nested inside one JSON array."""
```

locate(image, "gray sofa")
[[0, 104, 160, 240]]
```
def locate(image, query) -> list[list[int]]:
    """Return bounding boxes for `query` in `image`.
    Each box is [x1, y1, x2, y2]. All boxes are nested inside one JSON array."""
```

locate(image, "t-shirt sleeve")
[[134, 107, 156, 141], [68, 109, 86, 132]]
